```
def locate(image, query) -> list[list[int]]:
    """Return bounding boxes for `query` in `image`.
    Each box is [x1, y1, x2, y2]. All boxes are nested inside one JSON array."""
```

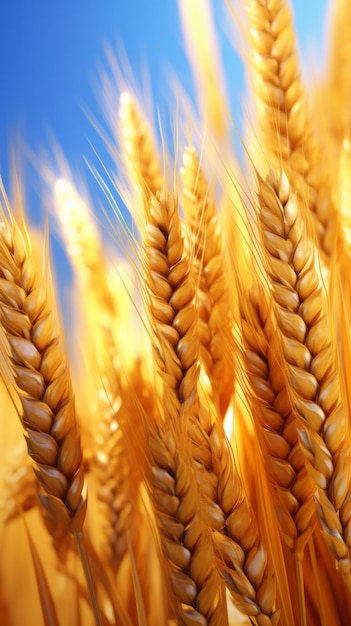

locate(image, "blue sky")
[[0, 0, 328, 264]]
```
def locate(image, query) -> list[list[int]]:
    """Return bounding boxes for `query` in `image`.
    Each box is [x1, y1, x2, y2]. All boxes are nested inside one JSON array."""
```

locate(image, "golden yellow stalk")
[[181, 146, 234, 418], [257, 168, 351, 590]]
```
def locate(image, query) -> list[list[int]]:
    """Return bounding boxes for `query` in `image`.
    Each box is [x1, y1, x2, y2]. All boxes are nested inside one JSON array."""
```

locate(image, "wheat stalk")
[[338, 139, 351, 249]]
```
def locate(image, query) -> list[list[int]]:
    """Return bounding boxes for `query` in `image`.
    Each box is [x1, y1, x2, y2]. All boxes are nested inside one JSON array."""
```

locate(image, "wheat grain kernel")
[[153, 492, 179, 516], [21, 397, 53, 432], [15, 366, 45, 397], [181, 610, 207, 626], [25, 429, 58, 465], [165, 540, 191, 570], [151, 466, 176, 494], [170, 570, 197, 605], [34, 466, 67, 499]]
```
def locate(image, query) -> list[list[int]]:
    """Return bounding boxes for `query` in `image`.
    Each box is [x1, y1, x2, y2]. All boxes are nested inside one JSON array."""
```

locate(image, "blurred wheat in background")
[[1, 0, 351, 625]]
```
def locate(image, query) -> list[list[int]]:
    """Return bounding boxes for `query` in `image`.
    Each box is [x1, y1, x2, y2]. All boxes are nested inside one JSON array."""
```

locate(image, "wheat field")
[[1, 1, 351, 625]]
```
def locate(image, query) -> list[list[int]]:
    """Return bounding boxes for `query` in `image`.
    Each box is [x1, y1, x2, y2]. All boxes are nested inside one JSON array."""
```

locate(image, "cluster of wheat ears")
[[1, 0, 351, 625]]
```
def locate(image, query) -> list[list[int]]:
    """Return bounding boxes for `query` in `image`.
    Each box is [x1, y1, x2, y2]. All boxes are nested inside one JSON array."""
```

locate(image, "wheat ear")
[[331, 140, 351, 387], [148, 423, 228, 626], [181, 146, 234, 418], [240, 281, 316, 557], [257, 168, 351, 589], [55, 176, 148, 573], [246, 0, 337, 257], [54, 177, 117, 315], [119, 92, 162, 198], [141, 190, 199, 417], [246, 0, 309, 168], [338, 138, 351, 249], [141, 188, 228, 624], [178, 0, 228, 141], [174, 341, 278, 624], [164, 321, 278, 623], [0, 210, 86, 535], [0, 442, 37, 523], [324, 0, 351, 148], [209, 420, 279, 626], [141, 187, 276, 623], [189, 396, 280, 626], [94, 399, 131, 568]]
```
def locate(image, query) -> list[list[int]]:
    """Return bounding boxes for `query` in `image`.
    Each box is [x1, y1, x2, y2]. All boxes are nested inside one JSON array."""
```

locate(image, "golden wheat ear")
[[140, 189, 200, 420], [178, 0, 229, 142], [0, 190, 86, 537], [54, 177, 117, 316], [147, 422, 229, 625], [119, 92, 162, 200], [245, 0, 309, 170], [180, 146, 234, 419], [208, 418, 279, 626], [139, 187, 229, 623], [238, 278, 314, 626], [257, 168, 351, 592], [240, 279, 316, 557], [0, 186, 110, 624], [53, 171, 163, 621], [324, 0, 351, 151], [245, 0, 338, 259], [0, 441, 37, 523]]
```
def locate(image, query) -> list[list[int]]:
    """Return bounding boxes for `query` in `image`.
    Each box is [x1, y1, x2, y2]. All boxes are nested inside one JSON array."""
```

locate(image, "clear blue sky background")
[[0, 0, 328, 280]]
